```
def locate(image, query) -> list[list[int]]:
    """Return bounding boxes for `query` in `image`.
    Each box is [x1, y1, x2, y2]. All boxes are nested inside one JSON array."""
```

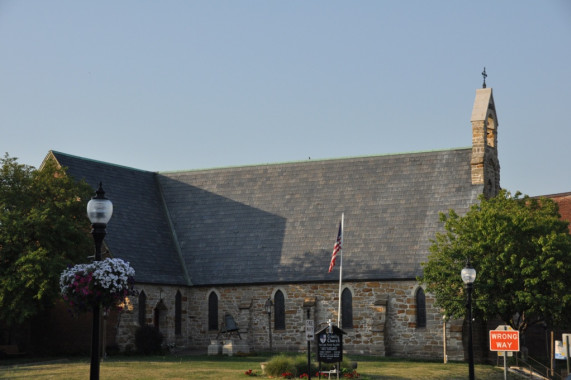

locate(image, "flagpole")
[[337, 212, 344, 326]]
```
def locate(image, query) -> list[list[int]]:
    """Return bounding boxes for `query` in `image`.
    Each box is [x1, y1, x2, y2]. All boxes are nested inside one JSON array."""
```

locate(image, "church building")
[[44, 85, 500, 359]]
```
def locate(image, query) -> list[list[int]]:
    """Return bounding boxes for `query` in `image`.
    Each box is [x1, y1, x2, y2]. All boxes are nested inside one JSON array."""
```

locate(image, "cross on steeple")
[[482, 67, 487, 88]]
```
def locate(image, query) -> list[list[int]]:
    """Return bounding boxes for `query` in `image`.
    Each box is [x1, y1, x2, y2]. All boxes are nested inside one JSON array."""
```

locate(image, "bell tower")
[[470, 74, 500, 197]]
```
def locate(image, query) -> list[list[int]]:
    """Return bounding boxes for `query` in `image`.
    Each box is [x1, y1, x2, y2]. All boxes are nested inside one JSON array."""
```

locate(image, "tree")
[[0, 154, 93, 331], [420, 189, 571, 335]]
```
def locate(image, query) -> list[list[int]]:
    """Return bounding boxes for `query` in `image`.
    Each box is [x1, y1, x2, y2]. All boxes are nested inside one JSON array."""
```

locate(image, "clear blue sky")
[[1, 1, 570, 196]]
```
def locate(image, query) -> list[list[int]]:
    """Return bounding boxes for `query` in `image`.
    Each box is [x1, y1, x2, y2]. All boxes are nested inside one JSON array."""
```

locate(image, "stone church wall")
[[115, 284, 192, 352], [114, 281, 464, 360], [383, 283, 462, 360]]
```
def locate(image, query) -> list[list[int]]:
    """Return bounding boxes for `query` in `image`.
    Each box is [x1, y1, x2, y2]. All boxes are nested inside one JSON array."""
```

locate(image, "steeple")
[[470, 73, 500, 197]]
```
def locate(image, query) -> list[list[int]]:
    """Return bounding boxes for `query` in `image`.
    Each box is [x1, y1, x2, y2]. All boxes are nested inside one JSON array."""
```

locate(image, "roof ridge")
[[159, 146, 471, 174], [50, 150, 152, 174], [534, 191, 571, 198]]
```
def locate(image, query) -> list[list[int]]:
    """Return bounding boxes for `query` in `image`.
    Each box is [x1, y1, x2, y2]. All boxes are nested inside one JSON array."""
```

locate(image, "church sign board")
[[316, 324, 346, 363]]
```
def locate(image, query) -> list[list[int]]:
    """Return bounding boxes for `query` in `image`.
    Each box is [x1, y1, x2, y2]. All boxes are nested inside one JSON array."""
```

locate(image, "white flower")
[[60, 258, 135, 295]]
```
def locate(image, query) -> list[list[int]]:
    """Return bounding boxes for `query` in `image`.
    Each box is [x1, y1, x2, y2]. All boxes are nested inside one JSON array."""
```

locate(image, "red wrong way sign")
[[489, 330, 520, 352]]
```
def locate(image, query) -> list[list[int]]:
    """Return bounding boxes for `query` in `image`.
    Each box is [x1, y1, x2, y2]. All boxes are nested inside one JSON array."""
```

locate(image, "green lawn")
[[0, 354, 525, 380]]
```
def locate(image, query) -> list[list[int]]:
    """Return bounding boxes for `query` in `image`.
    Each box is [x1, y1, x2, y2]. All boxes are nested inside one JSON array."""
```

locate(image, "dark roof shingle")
[[158, 149, 482, 285], [50, 151, 188, 286], [49, 148, 482, 286]]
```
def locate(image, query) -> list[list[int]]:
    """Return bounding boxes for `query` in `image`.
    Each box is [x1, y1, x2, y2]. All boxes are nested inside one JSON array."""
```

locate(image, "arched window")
[[138, 291, 147, 326], [274, 290, 285, 330], [154, 299, 167, 332], [416, 287, 426, 328], [175, 290, 182, 336], [341, 288, 353, 329], [208, 292, 218, 331]]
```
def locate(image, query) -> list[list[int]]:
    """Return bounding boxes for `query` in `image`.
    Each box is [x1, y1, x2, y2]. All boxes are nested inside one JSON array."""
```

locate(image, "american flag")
[[328, 222, 342, 273]]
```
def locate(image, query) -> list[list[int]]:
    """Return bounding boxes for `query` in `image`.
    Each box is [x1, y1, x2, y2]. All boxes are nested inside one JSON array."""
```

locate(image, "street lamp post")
[[265, 298, 273, 353], [461, 259, 477, 380], [87, 183, 113, 380]]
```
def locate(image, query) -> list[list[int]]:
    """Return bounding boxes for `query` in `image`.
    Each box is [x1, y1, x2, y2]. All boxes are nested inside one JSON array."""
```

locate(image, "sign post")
[[490, 326, 520, 380], [306, 319, 314, 342], [306, 318, 314, 380], [564, 333, 571, 375], [556, 333, 571, 375]]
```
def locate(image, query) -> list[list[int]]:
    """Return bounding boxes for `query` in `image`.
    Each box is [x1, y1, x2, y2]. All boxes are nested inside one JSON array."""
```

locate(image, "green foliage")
[[291, 354, 314, 376], [264, 353, 353, 377], [0, 154, 93, 328], [264, 354, 293, 376], [420, 189, 571, 333], [134, 325, 164, 355]]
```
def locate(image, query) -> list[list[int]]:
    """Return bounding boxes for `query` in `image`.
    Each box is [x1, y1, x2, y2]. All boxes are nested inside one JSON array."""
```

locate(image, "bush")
[[134, 325, 163, 355], [264, 354, 293, 376], [292, 355, 317, 376], [264, 354, 355, 378]]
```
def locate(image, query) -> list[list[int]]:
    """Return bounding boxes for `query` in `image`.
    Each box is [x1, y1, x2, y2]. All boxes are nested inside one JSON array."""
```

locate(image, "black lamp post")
[[461, 259, 477, 380], [265, 298, 273, 353], [87, 183, 113, 380]]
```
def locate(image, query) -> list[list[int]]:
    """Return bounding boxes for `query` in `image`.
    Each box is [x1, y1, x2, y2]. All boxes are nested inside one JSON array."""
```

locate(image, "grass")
[[0, 353, 526, 380]]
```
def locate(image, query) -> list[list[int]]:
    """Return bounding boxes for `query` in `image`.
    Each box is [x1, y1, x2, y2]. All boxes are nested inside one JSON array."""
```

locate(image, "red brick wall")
[[549, 193, 571, 232]]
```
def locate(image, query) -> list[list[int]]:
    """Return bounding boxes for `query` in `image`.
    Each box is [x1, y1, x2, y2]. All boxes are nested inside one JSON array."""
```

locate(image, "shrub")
[[264, 354, 292, 376], [134, 325, 163, 355], [292, 355, 317, 376], [264, 354, 354, 378]]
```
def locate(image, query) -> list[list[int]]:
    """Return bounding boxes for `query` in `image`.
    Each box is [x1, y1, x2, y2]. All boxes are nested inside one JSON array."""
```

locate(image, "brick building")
[[548, 193, 571, 232], [43, 86, 500, 359]]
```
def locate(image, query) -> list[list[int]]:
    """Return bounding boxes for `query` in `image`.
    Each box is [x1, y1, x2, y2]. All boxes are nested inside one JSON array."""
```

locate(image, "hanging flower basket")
[[60, 258, 136, 315]]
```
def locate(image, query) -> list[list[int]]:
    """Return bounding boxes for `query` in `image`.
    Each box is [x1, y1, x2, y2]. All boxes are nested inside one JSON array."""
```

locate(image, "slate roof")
[[159, 148, 482, 285], [49, 151, 188, 286], [48, 148, 483, 287]]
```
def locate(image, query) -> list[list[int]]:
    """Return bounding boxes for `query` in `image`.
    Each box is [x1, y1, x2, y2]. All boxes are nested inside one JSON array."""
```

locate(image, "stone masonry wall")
[[186, 280, 463, 359], [115, 284, 192, 352], [383, 282, 463, 360], [471, 119, 487, 186], [113, 281, 464, 360]]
